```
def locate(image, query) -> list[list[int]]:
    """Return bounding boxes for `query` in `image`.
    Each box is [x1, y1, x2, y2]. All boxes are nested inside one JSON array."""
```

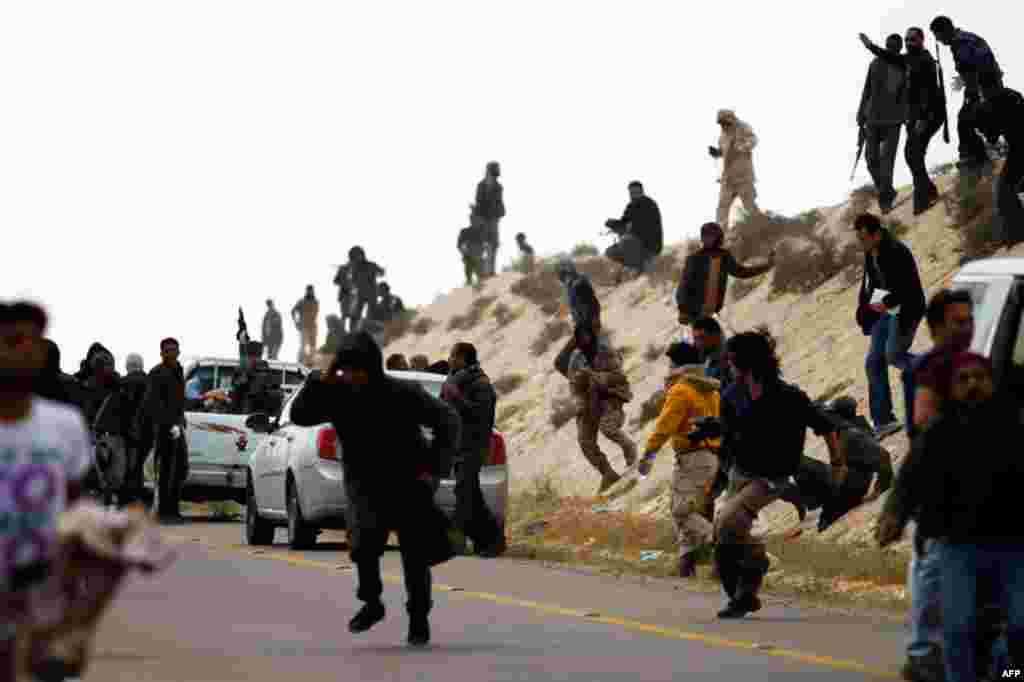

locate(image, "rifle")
[[850, 126, 866, 181], [935, 40, 951, 144], [236, 307, 251, 368]]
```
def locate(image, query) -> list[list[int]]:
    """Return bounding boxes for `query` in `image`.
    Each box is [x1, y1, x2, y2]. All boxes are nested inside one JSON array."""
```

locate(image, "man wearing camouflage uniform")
[[555, 324, 637, 493], [637, 341, 721, 577], [710, 110, 762, 230]]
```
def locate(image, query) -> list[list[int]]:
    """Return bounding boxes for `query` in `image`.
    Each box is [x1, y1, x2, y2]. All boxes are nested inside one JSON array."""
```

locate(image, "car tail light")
[[317, 426, 338, 461], [488, 432, 506, 467]]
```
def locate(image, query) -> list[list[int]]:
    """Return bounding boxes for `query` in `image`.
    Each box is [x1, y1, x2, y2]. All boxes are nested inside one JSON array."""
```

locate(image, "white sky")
[[2, 1, 1018, 372]]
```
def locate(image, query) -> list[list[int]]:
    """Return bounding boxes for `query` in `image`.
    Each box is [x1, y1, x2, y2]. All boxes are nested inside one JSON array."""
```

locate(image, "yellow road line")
[[168, 534, 900, 679]]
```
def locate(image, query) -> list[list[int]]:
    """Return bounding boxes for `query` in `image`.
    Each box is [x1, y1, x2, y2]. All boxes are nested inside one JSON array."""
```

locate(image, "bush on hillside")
[[447, 295, 497, 332], [380, 309, 418, 347], [531, 319, 572, 356], [730, 273, 766, 302], [571, 242, 601, 258], [770, 233, 862, 295], [493, 302, 520, 328], [951, 168, 1000, 260], [576, 257, 619, 288], [411, 316, 435, 336], [493, 373, 526, 396], [510, 263, 564, 315], [646, 252, 680, 288]]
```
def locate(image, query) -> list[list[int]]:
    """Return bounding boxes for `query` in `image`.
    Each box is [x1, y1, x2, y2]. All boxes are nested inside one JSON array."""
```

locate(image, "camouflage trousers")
[[671, 447, 717, 557], [716, 180, 760, 229], [576, 405, 637, 474]]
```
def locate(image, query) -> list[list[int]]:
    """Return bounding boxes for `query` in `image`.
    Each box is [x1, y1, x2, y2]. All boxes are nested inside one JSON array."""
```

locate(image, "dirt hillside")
[[385, 166, 1017, 555]]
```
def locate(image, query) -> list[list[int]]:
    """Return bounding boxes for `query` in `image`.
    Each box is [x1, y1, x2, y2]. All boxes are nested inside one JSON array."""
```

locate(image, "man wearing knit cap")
[[637, 341, 720, 577], [289, 331, 461, 647], [709, 110, 762, 229]]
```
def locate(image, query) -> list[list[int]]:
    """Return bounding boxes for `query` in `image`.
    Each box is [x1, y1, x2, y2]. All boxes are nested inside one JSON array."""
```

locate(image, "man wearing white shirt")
[[0, 301, 93, 680], [853, 214, 927, 438]]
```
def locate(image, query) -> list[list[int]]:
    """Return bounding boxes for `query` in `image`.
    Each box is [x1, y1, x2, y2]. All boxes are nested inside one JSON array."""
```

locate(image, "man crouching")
[[289, 331, 461, 647]]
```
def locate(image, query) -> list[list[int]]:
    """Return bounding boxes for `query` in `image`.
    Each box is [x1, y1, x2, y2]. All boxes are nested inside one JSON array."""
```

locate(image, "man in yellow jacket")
[[637, 341, 721, 577]]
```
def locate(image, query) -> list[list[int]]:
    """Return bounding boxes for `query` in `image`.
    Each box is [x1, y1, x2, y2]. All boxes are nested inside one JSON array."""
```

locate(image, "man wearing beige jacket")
[[710, 110, 762, 230]]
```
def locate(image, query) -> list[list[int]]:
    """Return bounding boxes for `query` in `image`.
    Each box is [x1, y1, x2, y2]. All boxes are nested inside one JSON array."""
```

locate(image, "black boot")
[[713, 543, 740, 601], [718, 549, 768, 619], [349, 601, 386, 633], [407, 613, 431, 647]]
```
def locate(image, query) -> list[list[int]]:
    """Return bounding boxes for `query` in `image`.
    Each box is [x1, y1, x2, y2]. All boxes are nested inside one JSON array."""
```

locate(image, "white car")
[[244, 370, 509, 549]]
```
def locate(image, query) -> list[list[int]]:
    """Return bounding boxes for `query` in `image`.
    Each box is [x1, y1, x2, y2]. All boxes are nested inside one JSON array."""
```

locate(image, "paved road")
[[87, 519, 909, 681]]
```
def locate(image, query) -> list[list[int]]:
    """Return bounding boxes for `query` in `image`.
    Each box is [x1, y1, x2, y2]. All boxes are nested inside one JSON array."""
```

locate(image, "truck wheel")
[[287, 478, 317, 550], [245, 480, 274, 546]]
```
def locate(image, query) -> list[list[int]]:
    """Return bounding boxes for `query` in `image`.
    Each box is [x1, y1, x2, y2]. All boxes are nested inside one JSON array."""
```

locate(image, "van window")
[[954, 281, 997, 350]]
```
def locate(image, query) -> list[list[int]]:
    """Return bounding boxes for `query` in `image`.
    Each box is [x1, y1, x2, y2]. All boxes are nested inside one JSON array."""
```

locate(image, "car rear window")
[[418, 379, 443, 398]]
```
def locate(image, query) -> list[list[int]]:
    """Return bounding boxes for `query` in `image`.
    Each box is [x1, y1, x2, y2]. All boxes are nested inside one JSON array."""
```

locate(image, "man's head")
[[691, 316, 724, 354], [348, 246, 365, 263], [666, 340, 701, 368], [266, 299, 275, 309], [0, 301, 48, 394], [853, 213, 885, 252], [448, 342, 478, 373], [43, 339, 61, 376], [160, 338, 180, 367], [717, 109, 737, 129], [905, 27, 926, 53], [126, 353, 144, 374], [726, 331, 780, 384], [332, 331, 383, 389], [386, 353, 409, 371], [948, 352, 994, 408], [90, 349, 116, 383], [486, 161, 501, 178], [700, 222, 725, 250], [305, 285, 315, 297], [628, 181, 644, 202], [410, 354, 430, 371], [885, 33, 904, 53], [378, 282, 390, 297], [515, 232, 527, 244], [929, 16, 955, 45], [556, 258, 577, 284], [925, 288, 974, 349]]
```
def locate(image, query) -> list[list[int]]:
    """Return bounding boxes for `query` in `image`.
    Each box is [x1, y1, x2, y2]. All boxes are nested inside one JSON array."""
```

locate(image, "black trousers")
[[865, 124, 902, 203], [454, 453, 501, 548], [904, 119, 943, 212], [605, 236, 654, 272], [959, 91, 991, 164], [154, 426, 188, 517], [346, 483, 443, 617], [995, 147, 1024, 243]]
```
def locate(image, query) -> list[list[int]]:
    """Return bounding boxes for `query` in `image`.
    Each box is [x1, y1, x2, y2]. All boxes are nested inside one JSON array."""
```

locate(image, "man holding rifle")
[[859, 28, 947, 215]]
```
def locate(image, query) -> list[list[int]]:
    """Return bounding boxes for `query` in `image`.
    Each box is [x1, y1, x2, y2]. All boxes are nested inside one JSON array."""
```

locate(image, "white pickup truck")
[[144, 357, 308, 504]]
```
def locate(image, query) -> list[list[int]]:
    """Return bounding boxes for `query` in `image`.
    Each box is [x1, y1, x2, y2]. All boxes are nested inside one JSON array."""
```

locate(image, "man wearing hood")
[[636, 341, 721, 578], [556, 259, 602, 330], [144, 338, 188, 523], [73, 343, 113, 384], [856, 33, 909, 214], [78, 349, 131, 505], [289, 332, 461, 647], [442, 343, 504, 558], [120, 354, 151, 506], [34, 339, 77, 407], [878, 353, 1024, 682], [859, 28, 946, 215], [473, 161, 505, 277], [675, 223, 775, 326], [710, 110, 762, 229], [555, 324, 637, 493]]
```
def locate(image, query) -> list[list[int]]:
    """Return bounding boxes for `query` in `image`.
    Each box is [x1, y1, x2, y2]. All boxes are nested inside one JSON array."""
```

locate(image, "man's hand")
[[858, 33, 874, 49], [170, 425, 182, 440], [708, 146, 722, 159], [875, 512, 903, 547], [951, 75, 964, 92]]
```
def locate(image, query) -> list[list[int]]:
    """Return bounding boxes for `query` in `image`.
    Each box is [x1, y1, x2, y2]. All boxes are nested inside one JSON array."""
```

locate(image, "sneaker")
[[716, 594, 762, 619], [874, 421, 903, 439], [349, 601, 386, 634], [407, 615, 430, 647]]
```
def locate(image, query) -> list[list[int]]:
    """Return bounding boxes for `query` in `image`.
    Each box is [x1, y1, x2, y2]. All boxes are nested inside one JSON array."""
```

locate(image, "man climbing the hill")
[[554, 324, 636, 494], [292, 285, 320, 366], [857, 33, 909, 214], [853, 213, 926, 439], [710, 110, 762, 230], [556, 259, 602, 330], [604, 180, 663, 279], [335, 247, 386, 333], [636, 341, 720, 578], [859, 28, 946, 215], [930, 15, 1003, 172], [691, 316, 733, 387], [675, 222, 774, 326]]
